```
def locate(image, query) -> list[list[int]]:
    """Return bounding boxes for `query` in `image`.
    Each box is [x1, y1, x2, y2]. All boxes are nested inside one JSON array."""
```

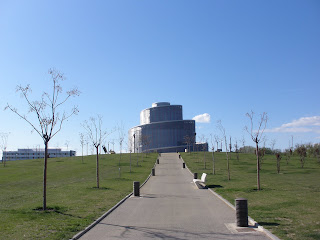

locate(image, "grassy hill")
[[0, 153, 157, 240], [181, 152, 320, 240], [1, 151, 319, 240]]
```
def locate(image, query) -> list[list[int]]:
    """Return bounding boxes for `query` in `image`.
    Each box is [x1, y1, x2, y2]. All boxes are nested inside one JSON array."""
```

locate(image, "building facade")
[[128, 102, 208, 153], [1, 148, 76, 161]]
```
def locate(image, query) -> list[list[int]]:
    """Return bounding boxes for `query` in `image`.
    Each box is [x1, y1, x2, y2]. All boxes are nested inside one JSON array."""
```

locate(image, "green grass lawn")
[[181, 152, 320, 240], [0, 152, 157, 240]]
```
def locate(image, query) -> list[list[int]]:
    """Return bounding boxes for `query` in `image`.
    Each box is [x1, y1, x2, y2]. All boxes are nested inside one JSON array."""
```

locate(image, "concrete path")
[[79, 153, 273, 240]]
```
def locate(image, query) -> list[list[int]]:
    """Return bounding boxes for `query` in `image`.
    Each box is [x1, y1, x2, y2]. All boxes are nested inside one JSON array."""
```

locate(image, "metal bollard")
[[157, 159, 159, 164], [179, 154, 181, 159], [183, 162, 185, 168], [152, 168, 155, 176], [194, 172, 198, 179], [133, 181, 140, 197], [235, 198, 248, 227]]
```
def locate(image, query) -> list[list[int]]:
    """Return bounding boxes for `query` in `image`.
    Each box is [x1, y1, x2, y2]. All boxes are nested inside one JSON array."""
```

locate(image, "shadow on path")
[[99, 222, 244, 240]]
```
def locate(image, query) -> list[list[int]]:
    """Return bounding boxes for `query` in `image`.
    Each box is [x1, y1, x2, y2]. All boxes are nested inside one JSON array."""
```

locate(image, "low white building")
[[1, 148, 76, 161]]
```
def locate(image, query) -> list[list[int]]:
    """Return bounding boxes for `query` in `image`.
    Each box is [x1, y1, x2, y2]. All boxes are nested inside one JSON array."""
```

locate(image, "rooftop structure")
[[128, 102, 208, 153]]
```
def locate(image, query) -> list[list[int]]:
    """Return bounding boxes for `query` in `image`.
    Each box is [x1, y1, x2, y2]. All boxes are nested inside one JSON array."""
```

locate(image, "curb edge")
[[180, 155, 281, 240], [70, 160, 157, 239]]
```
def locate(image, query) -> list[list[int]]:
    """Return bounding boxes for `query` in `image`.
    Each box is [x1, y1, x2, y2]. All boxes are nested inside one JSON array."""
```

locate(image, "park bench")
[[193, 173, 207, 189]]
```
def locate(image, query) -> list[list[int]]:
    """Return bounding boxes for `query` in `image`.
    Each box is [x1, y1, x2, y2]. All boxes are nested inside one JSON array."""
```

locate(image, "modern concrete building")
[[1, 148, 76, 161], [128, 102, 208, 153]]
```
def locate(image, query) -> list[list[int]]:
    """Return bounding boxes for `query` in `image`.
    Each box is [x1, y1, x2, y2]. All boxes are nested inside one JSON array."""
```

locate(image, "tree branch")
[[5, 104, 43, 139]]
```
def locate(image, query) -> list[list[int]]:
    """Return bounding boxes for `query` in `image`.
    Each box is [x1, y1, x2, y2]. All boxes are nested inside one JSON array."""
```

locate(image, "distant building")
[[128, 102, 208, 153], [1, 148, 76, 161]]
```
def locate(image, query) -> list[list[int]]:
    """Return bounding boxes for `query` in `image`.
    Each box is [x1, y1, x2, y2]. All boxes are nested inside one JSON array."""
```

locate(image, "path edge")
[[70, 161, 157, 240], [180, 154, 281, 240]]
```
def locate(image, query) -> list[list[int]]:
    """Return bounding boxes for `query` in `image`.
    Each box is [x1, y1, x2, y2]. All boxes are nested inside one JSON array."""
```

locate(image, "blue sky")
[[0, 0, 319, 156]]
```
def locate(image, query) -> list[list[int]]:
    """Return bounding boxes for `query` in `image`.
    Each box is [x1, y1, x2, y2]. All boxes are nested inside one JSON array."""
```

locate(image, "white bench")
[[193, 173, 207, 188]]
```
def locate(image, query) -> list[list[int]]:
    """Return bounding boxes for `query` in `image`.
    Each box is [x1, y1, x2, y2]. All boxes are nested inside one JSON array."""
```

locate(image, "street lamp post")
[[133, 134, 135, 153]]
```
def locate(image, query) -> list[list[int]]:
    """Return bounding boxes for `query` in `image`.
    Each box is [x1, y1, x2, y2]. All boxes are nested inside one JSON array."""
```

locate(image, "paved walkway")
[[79, 153, 273, 240]]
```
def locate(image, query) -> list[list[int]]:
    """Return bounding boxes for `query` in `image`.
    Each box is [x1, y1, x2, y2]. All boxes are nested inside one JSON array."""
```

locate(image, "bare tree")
[[258, 147, 266, 170], [110, 139, 115, 152], [5, 69, 80, 210], [128, 136, 133, 172], [241, 136, 246, 153], [82, 115, 111, 188], [234, 139, 239, 161], [285, 149, 291, 165], [140, 134, 151, 156], [214, 135, 220, 151], [217, 120, 230, 180], [210, 134, 215, 175], [132, 133, 140, 166], [0, 133, 10, 167], [270, 139, 276, 154], [184, 135, 192, 153], [275, 152, 281, 174], [296, 145, 307, 168], [259, 136, 267, 167], [200, 135, 208, 169], [79, 133, 85, 163], [85, 136, 89, 156], [245, 111, 268, 191], [117, 123, 125, 178], [192, 133, 196, 153]]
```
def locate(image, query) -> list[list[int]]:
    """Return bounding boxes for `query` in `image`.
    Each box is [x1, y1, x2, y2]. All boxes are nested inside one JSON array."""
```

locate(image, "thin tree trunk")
[[43, 141, 48, 210], [256, 141, 260, 191], [224, 136, 230, 180], [81, 145, 84, 164], [119, 151, 121, 178], [227, 152, 230, 180], [96, 146, 99, 188], [212, 151, 215, 175]]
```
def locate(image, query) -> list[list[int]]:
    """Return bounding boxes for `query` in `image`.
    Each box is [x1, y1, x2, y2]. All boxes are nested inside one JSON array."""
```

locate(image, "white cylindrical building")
[[128, 102, 197, 153]]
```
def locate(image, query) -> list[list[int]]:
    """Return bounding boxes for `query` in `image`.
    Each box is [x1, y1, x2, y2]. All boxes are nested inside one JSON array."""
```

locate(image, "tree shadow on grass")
[[245, 187, 272, 193], [33, 206, 83, 218], [33, 206, 61, 212], [91, 187, 110, 190]]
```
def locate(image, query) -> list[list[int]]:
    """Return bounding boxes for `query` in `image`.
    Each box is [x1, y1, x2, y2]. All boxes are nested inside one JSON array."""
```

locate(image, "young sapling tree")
[[210, 134, 215, 174], [117, 123, 125, 178], [275, 152, 281, 174], [217, 120, 230, 180], [296, 145, 307, 168], [5, 69, 80, 210], [0, 133, 9, 167], [245, 111, 268, 191], [82, 115, 112, 188], [79, 133, 84, 163], [234, 139, 239, 161]]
